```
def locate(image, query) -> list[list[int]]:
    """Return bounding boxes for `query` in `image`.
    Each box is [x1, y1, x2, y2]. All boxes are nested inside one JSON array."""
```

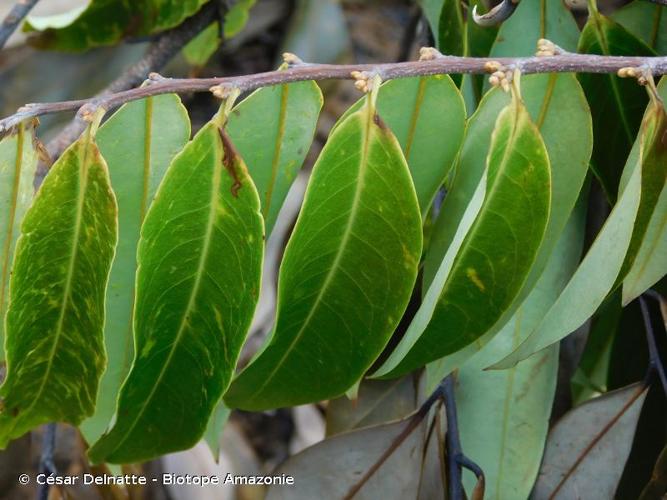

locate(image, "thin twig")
[[43, 1, 221, 163], [0, 0, 40, 49], [443, 374, 484, 500], [2, 52, 667, 138], [640, 295, 667, 398], [642, 0, 667, 6], [36, 423, 56, 500]]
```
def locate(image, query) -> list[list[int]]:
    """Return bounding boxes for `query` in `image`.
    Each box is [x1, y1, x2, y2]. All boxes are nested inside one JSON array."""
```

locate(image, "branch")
[[0, 0, 41, 49], [443, 374, 484, 500], [640, 295, 667, 398], [36, 423, 56, 500], [2, 51, 667, 137], [43, 1, 220, 161]]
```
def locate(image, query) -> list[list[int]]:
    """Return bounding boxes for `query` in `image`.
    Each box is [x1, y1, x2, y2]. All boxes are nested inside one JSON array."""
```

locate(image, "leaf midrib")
[[263, 85, 289, 221], [100, 130, 221, 458], [21, 136, 93, 422], [245, 109, 374, 403]]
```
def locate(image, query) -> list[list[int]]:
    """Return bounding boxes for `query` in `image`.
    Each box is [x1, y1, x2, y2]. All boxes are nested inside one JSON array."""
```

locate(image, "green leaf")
[[335, 76, 465, 215], [533, 383, 648, 499], [612, 1, 666, 54], [25, 0, 209, 51], [0, 124, 39, 362], [203, 402, 231, 460], [183, 22, 221, 67], [88, 116, 264, 464], [224, 95, 422, 411], [226, 80, 323, 235], [488, 0, 579, 57], [223, 0, 256, 38], [0, 125, 118, 448], [456, 200, 585, 499], [326, 377, 417, 437], [493, 86, 666, 369], [80, 95, 191, 445], [622, 78, 667, 303], [578, 9, 655, 200], [422, 74, 591, 380], [374, 87, 551, 379]]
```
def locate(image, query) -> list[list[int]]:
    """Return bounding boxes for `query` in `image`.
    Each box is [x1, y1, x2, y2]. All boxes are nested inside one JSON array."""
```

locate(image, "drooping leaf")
[[224, 95, 422, 411], [335, 76, 465, 215], [80, 95, 191, 444], [533, 383, 648, 499], [612, 1, 666, 54], [423, 74, 591, 383], [25, 0, 209, 51], [326, 377, 417, 436], [0, 124, 118, 448], [578, 7, 655, 200], [622, 77, 667, 304], [455, 200, 586, 499], [266, 414, 427, 500], [88, 116, 264, 464], [226, 80, 322, 235], [374, 86, 551, 379], [493, 85, 666, 369], [0, 124, 39, 362]]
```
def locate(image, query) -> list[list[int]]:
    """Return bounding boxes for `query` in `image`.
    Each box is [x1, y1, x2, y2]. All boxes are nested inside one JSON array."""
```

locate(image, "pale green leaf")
[[456, 200, 586, 499], [0, 125, 39, 362], [493, 88, 666, 369], [334, 76, 466, 215], [223, 0, 256, 38], [533, 383, 648, 499], [224, 97, 422, 410], [88, 118, 263, 464], [612, 1, 666, 54], [183, 22, 221, 67], [375, 89, 551, 378], [227, 80, 322, 235], [204, 402, 231, 460], [0, 126, 118, 448], [80, 95, 191, 444]]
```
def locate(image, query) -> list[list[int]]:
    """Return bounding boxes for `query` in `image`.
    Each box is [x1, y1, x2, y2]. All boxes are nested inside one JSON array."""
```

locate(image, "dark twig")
[[396, 6, 422, 63], [43, 1, 220, 164], [0, 0, 40, 49], [36, 423, 56, 500], [642, 0, 667, 6], [640, 295, 667, 398], [443, 374, 485, 500]]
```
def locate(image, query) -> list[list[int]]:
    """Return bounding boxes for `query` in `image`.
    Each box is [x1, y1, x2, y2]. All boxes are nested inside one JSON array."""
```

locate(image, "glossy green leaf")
[[226, 80, 322, 235], [88, 117, 263, 464], [0, 124, 39, 362], [25, 0, 209, 51], [335, 76, 465, 215], [622, 78, 667, 303], [80, 95, 191, 444], [423, 74, 591, 383], [493, 87, 666, 369], [326, 377, 417, 436], [612, 1, 666, 54], [457, 201, 585, 499], [578, 9, 655, 200], [224, 96, 422, 411], [533, 383, 648, 500], [375, 88, 551, 379], [0, 126, 118, 448]]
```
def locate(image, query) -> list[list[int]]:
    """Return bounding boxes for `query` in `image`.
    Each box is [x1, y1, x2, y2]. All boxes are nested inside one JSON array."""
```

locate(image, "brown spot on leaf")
[[219, 128, 243, 197], [373, 113, 388, 130]]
